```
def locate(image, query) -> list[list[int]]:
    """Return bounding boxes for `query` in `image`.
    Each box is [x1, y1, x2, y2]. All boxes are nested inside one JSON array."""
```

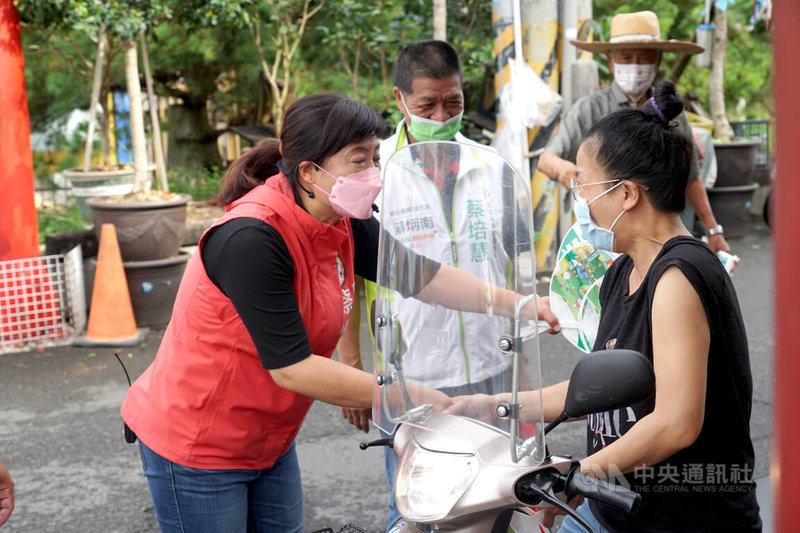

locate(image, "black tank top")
[[587, 236, 761, 532]]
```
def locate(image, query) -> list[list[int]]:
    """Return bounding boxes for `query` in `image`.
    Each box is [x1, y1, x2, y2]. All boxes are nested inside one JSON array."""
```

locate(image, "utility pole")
[[433, 0, 446, 41]]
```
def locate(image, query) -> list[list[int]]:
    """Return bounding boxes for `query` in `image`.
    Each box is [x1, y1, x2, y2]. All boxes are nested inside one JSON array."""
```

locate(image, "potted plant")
[[19, 0, 192, 326], [67, 3, 189, 262], [82, 10, 191, 327], [17, 2, 136, 220]]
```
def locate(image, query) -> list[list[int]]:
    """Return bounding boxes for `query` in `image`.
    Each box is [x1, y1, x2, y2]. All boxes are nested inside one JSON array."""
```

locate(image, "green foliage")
[[20, 0, 495, 136], [167, 166, 224, 201], [147, 18, 257, 110], [315, 0, 425, 109], [32, 139, 86, 183], [169, 0, 251, 28], [681, 13, 773, 120], [24, 0, 771, 174], [593, 0, 773, 119], [311, 0, 493, 116], [20, 27, 98, 132], [36, 203, 87, 244], [16, 0, 172, 41], [31, 120, 96, 182]]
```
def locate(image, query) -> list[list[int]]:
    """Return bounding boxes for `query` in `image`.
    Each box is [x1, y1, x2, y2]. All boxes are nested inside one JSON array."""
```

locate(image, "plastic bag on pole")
[[492, 58, 562, 175]]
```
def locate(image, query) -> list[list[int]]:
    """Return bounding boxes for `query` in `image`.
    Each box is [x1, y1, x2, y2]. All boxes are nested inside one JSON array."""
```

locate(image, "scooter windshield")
[[371, 141, 546, 463]]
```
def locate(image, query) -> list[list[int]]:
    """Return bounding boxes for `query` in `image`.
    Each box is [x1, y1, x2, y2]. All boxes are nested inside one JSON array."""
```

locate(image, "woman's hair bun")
[[645, 79, 684, 125]]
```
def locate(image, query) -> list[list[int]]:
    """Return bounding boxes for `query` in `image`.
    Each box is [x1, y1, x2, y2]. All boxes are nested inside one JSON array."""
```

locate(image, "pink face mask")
[[312, 164, 383, 219]]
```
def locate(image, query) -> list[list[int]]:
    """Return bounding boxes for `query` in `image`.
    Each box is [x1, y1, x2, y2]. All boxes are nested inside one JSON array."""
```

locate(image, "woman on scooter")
[[121, 93, 557, 533], [450, 80, 761, 532]]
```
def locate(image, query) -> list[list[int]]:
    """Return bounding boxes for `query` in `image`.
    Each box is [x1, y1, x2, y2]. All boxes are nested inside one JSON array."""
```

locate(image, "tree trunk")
[[433, 0, 447, 40], [124, 38, 150, 194], [99, 96, 111, 165], [83, 28, 107, 171], [140, 29, 168, 192], [709, 6, 734, 141]]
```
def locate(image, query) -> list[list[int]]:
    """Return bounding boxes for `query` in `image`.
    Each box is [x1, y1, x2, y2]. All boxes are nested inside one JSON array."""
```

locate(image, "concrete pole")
[[0, 1, 39, 260], [511, 0, 529, 183], [571, 0, 598, 104], [433, 0, 446, 41], [557, 0, 595, 246], [560, 0, 577, 112]]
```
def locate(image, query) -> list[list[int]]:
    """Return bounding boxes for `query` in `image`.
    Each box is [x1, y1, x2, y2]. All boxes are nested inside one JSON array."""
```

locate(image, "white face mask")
[[614, 63, 657, 97], [572, 180, 626, 252]]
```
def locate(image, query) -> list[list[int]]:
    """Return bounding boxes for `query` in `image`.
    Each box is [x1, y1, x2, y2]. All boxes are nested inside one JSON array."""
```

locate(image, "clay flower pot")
[[63, 166, 136, 221], [86, 192, 192, 262]]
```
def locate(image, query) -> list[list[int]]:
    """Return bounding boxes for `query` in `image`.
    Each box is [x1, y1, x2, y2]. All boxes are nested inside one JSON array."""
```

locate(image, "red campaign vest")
[[121, 175, 355, 470]]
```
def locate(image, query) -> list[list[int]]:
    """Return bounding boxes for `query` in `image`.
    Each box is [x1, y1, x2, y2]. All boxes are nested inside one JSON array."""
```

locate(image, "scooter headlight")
[[395, 438, 479, 522]]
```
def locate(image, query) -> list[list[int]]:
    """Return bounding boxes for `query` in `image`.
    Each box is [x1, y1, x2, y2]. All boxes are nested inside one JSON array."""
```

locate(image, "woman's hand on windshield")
[[406, 384, 454, 413], [520, 295, 560, 334], [442, 394, 496, 422], [536, 296, 560, 333]]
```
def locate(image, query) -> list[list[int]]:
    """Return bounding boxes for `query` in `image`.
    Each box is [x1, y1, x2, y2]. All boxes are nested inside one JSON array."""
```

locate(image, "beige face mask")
[[614, 63, 657, 97]]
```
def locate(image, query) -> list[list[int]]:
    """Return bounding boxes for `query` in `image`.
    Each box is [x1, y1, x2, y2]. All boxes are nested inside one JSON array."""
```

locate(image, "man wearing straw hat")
[[537, 10, 731, 254]]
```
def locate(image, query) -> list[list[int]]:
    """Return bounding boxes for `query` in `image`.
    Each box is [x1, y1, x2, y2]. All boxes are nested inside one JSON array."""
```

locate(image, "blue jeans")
[[557, 500, 609, 533], [382, 428, 402, 532], [138, 440, 303, 533]]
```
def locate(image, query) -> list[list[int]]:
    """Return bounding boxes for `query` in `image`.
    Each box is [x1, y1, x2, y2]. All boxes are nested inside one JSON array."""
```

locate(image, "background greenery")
[[594, 0, 773, 119], [17, 0, 773, 192]]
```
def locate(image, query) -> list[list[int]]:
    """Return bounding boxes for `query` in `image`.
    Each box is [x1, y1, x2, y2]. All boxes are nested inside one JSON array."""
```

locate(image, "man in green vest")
[[337, 39, 558, 533]]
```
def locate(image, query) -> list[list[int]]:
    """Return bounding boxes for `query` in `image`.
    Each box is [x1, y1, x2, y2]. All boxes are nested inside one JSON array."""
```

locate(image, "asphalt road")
[[0, 221, 774, 533]]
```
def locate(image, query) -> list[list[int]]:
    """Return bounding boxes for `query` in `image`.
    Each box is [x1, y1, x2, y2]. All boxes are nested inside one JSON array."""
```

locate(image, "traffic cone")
[[75, 224, 146, 346]]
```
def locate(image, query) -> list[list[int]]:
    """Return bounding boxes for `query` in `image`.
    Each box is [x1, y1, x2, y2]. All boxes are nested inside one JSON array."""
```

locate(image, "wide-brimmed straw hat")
[[570, 10, 704, 55]]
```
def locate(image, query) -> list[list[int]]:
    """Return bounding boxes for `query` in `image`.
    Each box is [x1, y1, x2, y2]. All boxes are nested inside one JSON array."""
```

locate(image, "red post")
[[773, 1, 800, 531], [0, 0, 39, 261]]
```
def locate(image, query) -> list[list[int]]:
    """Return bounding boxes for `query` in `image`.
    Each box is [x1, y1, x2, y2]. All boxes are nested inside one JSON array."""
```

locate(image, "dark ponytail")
[[209, 139, 280, 207], [642, 79, 684, 127], [582, 80, 693, 213], [210, 93, 386, 207]]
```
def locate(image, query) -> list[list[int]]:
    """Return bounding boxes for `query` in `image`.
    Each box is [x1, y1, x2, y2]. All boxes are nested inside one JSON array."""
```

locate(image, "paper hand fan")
[[545, 224, 616, 353]]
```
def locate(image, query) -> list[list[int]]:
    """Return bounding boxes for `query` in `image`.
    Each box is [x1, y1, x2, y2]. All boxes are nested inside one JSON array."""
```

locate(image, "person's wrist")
[[556, 159, 568, 179], [707, 224, 724, 237]]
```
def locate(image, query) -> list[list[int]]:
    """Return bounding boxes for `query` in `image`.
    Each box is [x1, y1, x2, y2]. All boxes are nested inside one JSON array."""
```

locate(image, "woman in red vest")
[[122, 93, 554, 532], [120, 93, 404, 532]]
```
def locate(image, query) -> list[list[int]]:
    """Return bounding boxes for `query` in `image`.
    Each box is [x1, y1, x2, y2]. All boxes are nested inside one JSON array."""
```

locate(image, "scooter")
[[359, 141, 653, 533]]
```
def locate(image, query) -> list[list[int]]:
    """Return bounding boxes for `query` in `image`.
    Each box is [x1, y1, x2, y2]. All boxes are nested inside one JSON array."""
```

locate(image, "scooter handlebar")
[[565, 468, 641, 515]]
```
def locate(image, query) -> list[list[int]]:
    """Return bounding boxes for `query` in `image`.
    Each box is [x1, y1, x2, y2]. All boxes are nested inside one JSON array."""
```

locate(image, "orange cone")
[[81, 224, 143, 345]]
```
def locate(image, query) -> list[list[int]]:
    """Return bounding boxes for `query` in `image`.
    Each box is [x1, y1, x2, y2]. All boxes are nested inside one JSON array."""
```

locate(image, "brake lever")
[[525, 470, 595, 533]]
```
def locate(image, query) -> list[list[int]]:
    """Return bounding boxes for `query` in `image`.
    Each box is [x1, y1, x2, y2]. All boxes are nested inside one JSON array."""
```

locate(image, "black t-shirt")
[[202, 216, 438, 370], [587, 237, 761, 532]]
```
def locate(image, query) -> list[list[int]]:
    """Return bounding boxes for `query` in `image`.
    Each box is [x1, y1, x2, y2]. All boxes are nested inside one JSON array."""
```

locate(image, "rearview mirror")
[[545, 349, 654, 435], [564, 349, 654, 417]]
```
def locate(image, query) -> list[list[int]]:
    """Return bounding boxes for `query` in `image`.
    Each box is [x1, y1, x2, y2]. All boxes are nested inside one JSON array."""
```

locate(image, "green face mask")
[[400, 92, 463, 142]]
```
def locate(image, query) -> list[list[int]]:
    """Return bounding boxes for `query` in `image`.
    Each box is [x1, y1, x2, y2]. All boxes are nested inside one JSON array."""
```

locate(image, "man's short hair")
[[394, 40, 463, 94]]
